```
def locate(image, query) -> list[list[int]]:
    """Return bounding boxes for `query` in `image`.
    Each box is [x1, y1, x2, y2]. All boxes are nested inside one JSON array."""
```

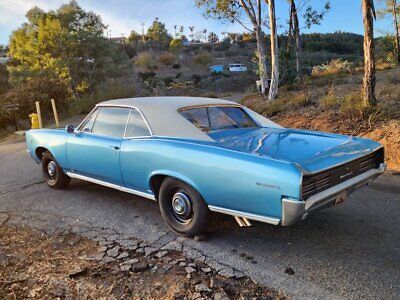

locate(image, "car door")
[[120, 108, 153, 192], [67, 106, 130, 185]]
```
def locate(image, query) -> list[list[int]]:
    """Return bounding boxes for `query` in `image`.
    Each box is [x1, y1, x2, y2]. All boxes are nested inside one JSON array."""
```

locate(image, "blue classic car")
[[26, 97, 386, 236]]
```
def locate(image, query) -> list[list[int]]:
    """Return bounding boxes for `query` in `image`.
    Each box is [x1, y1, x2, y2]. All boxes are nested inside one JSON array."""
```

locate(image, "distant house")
[[228, 64, 247, 72], [209, 65, 224, 74], [109, 36, 126, 44]]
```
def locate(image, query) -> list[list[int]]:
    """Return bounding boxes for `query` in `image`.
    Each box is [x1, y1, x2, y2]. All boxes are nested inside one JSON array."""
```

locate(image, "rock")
[[185, 266, 196, 274], [89, 253, 104, 261], [213, 291, 230, 300], [155, 250, 168, 258], [192, 292, 202, 299], [106, 234, 119, 241], [97, 246, 108, 253], [210, 278, 224, 289], [120, 264, 131, 272], [0, 213, 8, 225], [217, 267, 235, 278], [99, 240, 113, 246], [107, 246, 120, 257], [48, 281, 67, 297], [117, 252, 129, 260], [144, 247, 158, 257], [68, 267, 87, 278], [0, 253, 10, 267], [132, 262, 149, 272], [191, 274, 202, 285], [121, 258, 139, 265], [101, 256, 116, 264], [195, 283, 211, 293], [178, 261, 187, 267], [188, 263, 197, 268], [201, 267, 212, 274], [162, 264, 173, 272]]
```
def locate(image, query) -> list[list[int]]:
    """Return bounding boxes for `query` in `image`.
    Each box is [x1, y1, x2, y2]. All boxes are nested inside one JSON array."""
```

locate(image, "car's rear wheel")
[[158, 177, 210, 237], [41, 151, 70, 189]]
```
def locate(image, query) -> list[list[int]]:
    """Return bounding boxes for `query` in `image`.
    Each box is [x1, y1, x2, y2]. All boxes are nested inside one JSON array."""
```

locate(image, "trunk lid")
[[209, 127, 382, 173]]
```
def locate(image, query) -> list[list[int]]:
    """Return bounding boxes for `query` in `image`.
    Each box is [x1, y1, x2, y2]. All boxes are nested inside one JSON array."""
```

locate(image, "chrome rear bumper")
[[281, 163, 386, 226]]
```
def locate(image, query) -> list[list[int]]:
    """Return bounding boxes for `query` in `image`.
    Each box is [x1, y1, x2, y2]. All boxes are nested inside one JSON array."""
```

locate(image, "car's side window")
[[125, 109, 151, 137], [91, 107, 130, 138], [79, 108, 99, 132]]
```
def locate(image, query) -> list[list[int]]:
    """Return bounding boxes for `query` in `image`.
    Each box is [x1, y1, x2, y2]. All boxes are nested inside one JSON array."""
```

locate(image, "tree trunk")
[[268, 0, 279, 100], [392, 0, 400, 63], [362, 0, 376, 106], [255, 27, 268, 95], [291, 0, 303, 82], [283, 1, 294, 82]]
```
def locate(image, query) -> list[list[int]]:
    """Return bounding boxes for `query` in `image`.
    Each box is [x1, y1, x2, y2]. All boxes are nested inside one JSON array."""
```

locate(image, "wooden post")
[[51, 99, 60, 128], [35, 101, 43, 129]]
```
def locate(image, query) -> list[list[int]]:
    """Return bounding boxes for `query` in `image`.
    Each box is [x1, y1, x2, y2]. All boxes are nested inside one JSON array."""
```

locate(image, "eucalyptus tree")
[[377, 0, 400, 63], [362, 0, 377, 106], [286, 0, 330, 83]]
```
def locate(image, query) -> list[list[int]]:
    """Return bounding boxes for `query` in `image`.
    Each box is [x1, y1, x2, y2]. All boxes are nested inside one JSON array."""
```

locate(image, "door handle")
[[109, 146, 120, 150]]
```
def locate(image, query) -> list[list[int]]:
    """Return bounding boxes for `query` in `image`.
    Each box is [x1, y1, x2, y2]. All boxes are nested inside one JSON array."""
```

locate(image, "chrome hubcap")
[[47, 161, 56, 177], [172, 191, 192, 222]]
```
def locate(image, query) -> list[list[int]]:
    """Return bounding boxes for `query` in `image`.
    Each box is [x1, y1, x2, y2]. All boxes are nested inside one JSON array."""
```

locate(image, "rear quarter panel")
[[120, 137, 302, 219]]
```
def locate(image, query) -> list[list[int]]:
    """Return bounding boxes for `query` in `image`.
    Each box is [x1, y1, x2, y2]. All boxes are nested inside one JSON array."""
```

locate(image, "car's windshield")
[[180, 106, 258, 132]]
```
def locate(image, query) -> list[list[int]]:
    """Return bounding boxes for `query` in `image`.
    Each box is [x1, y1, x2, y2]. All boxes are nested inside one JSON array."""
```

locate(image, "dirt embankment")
[[273, 111, 400, 172]]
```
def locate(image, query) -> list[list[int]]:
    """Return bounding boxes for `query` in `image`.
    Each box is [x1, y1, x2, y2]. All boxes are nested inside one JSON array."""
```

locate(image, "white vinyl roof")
[[98, 97, 282, 141]]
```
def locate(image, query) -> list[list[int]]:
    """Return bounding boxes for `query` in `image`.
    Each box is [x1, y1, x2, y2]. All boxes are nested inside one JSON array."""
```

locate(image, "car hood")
[[208, 127, 382, 173]]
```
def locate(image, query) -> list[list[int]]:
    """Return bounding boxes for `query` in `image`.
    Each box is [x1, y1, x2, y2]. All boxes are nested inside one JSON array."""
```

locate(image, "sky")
[[0, 0, 394, 45]]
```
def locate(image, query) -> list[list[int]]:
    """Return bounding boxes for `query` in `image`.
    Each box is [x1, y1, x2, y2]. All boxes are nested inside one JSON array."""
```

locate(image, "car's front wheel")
[[41, 151, 71, 189], [158, 177, 210, 237]]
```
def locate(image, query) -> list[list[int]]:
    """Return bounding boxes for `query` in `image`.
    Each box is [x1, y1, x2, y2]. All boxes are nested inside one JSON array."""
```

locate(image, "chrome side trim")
[[66, 172, 156, 201], [208, 205, 280, 226]]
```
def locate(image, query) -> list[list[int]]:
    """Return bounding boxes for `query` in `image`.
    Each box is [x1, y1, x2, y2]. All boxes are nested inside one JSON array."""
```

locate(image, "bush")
[[320, 91, 341, 110], [138, 71, 156, 82], [172, 63, 181, 69], [134, 51, 157, 70], [159, 52, 176, 65], [0, 77, 71, 128], [193, 51, 212, 66], [339, 92, 367, 117], [311, 59, 354, 77], [169, 38, 183, 53]]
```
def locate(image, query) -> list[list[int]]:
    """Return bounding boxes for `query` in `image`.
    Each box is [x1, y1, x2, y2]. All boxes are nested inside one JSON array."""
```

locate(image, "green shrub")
[[311, 59, 354, 77], [0, 77, 71, 128], [339, 92, 367, 117], [320, 91, 341, 110], [169, 38, 183, 53], [159, 52, 176, 65], [134, 51, 157, 70], [193, 51, 212, 66]]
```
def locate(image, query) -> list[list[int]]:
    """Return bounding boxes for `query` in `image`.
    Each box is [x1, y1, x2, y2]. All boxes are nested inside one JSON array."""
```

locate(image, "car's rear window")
[[180, 106, 258, 132]]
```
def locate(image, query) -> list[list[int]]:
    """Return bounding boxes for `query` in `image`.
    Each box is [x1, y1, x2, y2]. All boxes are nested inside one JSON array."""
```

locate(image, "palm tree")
[[189, 26, 195, 42], [203, 29, 207, 42], [362, 0, 377, 106]]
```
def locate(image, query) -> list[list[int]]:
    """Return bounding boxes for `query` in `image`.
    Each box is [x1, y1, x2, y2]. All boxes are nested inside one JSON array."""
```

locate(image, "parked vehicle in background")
[[25, 97, 385, 237], [209, 65, 224, 74], [228, 64, 247, 72]]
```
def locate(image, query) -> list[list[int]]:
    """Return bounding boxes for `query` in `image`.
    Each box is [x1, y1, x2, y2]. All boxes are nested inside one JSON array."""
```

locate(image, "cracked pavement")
[[1, 140, 399, 299]]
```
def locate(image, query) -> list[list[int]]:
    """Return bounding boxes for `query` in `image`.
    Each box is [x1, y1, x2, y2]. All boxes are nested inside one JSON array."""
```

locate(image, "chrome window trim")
[[66, 172, 156, 201], [123, 107, 153, 139], [75, 105, 153, 139]]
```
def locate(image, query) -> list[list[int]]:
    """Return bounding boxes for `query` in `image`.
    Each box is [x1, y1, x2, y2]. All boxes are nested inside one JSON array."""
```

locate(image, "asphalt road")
[[1, 140, 399, 299]]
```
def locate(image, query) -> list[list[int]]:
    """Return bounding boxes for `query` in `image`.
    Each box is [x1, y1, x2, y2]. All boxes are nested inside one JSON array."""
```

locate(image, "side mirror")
[[66, 124, 75, 133]]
